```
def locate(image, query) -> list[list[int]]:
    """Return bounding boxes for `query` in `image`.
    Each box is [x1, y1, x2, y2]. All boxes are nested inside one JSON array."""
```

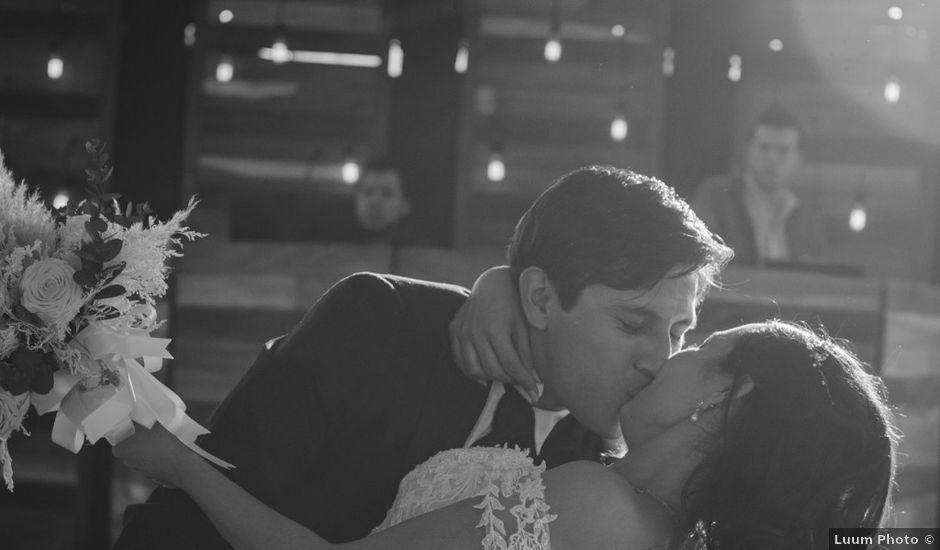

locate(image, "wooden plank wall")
[[882, 281, 940, 526], [454, 0, 672, 246], [184, 0, 388, 243]]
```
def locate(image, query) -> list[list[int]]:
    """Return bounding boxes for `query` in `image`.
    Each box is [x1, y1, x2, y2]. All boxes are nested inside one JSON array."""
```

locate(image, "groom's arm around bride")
[[114, 272, 489, 549]]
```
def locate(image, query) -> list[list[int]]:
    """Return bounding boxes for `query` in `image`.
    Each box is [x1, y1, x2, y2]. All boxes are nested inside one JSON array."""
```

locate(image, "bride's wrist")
[[171, 444, 210, 490]]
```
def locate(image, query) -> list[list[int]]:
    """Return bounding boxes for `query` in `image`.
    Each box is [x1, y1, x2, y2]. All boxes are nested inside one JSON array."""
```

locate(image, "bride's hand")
[[449, 266, 540, 402], [113, 423, 193, 488]]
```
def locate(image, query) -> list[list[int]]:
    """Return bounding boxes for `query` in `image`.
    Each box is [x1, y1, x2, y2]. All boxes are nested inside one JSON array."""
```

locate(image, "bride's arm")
[[115, 425, 649, 550], [449, 265, 541, 402], [115, 423, 331, 550]]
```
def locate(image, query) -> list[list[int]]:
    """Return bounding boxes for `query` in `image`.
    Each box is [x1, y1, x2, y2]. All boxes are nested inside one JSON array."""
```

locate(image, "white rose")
[[19, 258, 85, 327]]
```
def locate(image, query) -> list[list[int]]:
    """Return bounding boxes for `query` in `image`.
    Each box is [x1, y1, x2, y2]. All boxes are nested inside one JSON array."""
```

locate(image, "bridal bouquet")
[[0, 140, 231, 491]]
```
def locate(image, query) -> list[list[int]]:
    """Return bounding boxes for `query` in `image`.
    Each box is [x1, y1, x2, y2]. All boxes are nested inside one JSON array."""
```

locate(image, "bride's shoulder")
[[542, 461, 673, 550]]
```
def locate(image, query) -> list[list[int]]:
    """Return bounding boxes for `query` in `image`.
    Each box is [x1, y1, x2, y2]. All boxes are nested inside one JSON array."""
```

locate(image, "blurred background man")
[[692, 105, 824, 267], [352, 158, 412, 243]]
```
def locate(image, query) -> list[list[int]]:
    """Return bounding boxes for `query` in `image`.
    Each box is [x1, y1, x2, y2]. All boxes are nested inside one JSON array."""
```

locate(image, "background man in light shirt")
[[692, 104, 825, 266]]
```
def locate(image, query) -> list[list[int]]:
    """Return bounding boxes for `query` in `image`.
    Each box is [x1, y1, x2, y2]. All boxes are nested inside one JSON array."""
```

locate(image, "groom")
[[114, 166, 731, 548]]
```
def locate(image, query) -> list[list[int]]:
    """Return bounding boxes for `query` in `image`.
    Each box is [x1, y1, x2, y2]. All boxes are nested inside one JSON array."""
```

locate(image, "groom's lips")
[[624, 383, 651, 402]]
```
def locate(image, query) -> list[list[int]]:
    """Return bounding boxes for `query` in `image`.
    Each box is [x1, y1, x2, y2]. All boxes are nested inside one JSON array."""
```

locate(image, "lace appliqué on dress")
[[372, 447, 556, 550], [474, 451, 556, 550]]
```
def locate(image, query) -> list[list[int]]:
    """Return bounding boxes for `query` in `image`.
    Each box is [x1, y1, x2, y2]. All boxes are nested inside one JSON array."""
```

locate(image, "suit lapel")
[[400, 342, 490, 473]]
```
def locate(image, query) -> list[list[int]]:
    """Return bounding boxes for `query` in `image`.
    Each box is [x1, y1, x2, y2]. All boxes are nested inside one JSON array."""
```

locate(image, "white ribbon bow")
[[31, 323, 234, 470]]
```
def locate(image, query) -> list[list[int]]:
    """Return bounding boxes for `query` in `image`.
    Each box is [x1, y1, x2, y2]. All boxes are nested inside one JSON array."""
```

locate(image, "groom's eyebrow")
[[606, 304, 654, 318], [608, 304, 697, 328]]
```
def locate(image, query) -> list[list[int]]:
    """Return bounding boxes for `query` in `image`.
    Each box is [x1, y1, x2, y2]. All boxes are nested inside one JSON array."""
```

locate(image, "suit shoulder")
[[327, 271, 399, 299], [284, 272, 467, 353], [327, 272, 468, 302], [694, 174, 737, 197]]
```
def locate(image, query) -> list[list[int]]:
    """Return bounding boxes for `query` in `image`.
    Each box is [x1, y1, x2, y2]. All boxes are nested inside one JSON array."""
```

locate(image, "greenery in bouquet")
[[0, 139, 203, 489]]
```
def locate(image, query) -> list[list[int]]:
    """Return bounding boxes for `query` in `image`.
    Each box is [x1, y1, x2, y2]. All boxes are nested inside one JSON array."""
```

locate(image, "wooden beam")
[[0, 92, 99, 118], [198, 25, 386, 55], [0, 10, 106, 35]]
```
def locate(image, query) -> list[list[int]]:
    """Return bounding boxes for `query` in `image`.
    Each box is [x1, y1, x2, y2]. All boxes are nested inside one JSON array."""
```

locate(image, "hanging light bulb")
[[728, 54, 742, 82], [662, 47, 675, 77], [183, 23, 197, 47], [887, 6, 903, 20], [611, 24, 625, 38], [544, 37, 562, 62], [269, 32, 293, 64], [387, 39, 404, 78], [47, 44, 64, 80], [454, 40, 470, 74], [487, 145, 505, 182], [849, 192, 867, 233], [218, 9, 235, 23], [341, 149, 360, 184], [52, 191, 69, 209], [884, 76, 901, 103], [768, 39, 783, 52], [216, 55, 234, 82], [610, 110, 628, 142], [544, 21, 562, 63]]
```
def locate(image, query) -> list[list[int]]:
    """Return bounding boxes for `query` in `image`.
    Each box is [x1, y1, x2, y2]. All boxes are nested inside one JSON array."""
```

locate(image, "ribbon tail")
[[51, 409, 85, 454], [181, 436, 236, 470], [123, 360, 234, 470]]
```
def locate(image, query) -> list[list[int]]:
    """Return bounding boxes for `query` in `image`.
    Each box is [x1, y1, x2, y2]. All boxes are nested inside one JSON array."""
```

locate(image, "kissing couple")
[[113, 166, 897, 550]]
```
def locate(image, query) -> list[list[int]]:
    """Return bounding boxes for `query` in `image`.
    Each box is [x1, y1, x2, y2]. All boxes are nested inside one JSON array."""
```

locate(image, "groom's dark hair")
[[508, 166, 732, 309]]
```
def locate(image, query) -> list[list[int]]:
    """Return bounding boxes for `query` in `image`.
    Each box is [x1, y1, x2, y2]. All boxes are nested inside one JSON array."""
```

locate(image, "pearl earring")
[[690, 400, 717, 423]]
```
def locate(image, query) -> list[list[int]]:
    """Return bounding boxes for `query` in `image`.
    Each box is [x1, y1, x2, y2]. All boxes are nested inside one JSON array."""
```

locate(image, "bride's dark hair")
[[680, 320, 898, 549]]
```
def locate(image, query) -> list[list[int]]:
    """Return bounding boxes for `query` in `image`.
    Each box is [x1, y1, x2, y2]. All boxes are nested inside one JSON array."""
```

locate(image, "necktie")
[[538, 414, 605, 468]]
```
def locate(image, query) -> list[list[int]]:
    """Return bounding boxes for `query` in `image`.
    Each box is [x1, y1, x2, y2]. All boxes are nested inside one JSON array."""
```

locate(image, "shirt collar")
[[743, 172, 799, 211]]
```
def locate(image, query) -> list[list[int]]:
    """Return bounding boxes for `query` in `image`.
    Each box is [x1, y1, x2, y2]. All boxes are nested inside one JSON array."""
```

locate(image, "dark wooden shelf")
[[0, 91, 100, 119], [0, 9, 107, 36]]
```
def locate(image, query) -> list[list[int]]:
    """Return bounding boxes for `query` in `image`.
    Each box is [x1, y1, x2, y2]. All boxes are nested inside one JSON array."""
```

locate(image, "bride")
[[115, 319, 897, 549]]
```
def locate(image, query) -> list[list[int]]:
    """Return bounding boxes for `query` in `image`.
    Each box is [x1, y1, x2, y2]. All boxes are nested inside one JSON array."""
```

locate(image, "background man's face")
[[745, 124, 802, 191], [354, 170, 411, 231]]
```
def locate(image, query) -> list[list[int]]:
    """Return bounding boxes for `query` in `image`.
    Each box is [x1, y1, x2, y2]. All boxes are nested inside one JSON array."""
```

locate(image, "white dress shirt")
[[743, 175, 798, 263], [463, 382, 569, 455]]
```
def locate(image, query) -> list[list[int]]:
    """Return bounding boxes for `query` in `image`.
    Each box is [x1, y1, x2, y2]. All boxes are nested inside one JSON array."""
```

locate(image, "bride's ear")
[[706, 377, 754, 409], [517, 266, 554, 331], [725, 377, 755, 404]]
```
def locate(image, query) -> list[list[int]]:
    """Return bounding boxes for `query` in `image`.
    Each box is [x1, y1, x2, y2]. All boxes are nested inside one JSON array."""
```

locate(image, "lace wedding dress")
[[372, 446, 555, 549]]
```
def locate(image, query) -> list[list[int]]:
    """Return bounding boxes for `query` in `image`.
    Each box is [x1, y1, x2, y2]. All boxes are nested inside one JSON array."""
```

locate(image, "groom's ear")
[[518, 266, 554, 331]]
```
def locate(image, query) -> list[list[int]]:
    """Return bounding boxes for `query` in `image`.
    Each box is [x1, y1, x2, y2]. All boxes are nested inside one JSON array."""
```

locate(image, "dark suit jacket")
[[114, 273, 603, 549], [692, 174, 824, 267]]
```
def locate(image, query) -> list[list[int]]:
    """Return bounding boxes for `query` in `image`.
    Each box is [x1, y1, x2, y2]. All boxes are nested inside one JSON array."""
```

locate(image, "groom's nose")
[[632, 332, 671, 380]]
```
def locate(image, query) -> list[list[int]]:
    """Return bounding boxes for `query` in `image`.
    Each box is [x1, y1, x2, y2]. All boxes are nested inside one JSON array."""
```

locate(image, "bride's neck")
[[609, 426, 709, 514]]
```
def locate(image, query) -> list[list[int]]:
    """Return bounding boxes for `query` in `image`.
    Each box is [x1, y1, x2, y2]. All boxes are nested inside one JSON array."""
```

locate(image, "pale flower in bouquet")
[[0, 140, 232, 490]]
